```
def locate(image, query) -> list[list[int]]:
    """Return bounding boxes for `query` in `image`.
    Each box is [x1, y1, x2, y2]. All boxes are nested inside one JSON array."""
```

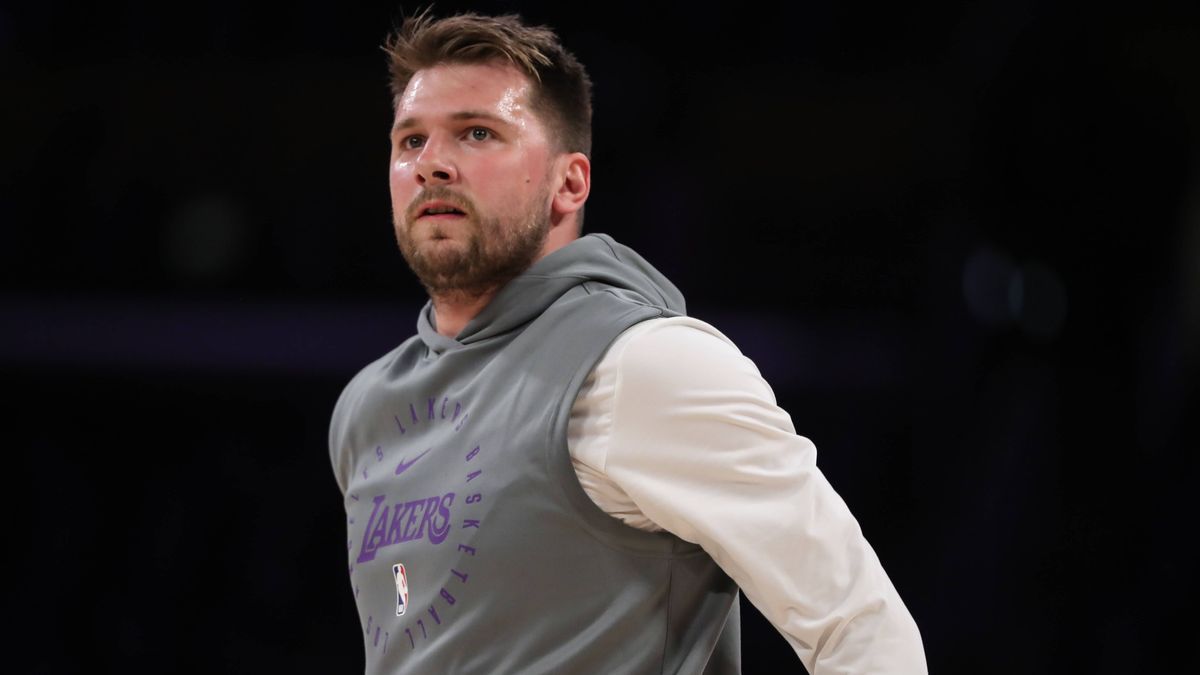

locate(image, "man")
[[329, 11, 927, 674]]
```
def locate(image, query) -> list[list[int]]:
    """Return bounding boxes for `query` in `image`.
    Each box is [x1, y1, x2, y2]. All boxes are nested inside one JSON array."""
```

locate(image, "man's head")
[[384, 12, 593, 300], [385, 12, 592, 158]]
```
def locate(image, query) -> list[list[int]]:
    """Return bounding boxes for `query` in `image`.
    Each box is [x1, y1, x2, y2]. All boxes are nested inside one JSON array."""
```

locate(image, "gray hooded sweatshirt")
[[330, 234, 740, 674]]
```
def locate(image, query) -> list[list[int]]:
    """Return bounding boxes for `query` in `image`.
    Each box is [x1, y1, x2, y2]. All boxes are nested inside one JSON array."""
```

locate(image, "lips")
[[416, 200, 467, 219], [404, 189, 475, 225]]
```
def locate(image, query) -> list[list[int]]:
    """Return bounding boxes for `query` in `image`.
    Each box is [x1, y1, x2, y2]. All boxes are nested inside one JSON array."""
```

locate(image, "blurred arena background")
[[3, 1, 1197, 672]]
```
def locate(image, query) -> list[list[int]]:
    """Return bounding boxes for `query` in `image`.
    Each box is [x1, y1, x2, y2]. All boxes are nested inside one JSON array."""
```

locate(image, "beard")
[[393, 184, 551, 299]]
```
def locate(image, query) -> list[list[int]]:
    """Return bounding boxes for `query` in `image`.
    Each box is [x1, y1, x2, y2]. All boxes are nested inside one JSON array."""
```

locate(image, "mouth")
[[416, 201, 468, 220]]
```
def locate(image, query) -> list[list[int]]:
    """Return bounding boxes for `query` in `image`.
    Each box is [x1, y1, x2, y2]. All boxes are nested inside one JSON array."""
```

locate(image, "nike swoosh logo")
[[395, 447, 433, 475]]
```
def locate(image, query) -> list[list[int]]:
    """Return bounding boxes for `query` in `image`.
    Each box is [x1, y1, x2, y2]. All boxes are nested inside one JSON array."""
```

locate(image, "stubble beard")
[[394, 185, 551, 302]]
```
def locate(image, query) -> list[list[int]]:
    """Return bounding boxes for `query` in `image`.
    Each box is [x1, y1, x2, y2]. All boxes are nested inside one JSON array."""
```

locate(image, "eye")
[[401, 135, 425, 150], [468, 127, 492, 141]]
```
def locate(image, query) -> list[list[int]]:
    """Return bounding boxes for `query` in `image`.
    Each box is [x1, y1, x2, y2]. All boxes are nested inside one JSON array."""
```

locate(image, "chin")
[[414, 233, 476, 270], [420, 234, 472, 257]]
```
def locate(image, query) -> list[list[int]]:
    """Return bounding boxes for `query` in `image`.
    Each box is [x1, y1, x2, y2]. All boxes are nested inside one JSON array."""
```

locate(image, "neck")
[[429, 287, 500, 338]]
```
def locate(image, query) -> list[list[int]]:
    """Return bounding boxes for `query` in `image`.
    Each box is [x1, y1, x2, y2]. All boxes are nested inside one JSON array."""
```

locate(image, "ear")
[[549, 152, 590, 226]]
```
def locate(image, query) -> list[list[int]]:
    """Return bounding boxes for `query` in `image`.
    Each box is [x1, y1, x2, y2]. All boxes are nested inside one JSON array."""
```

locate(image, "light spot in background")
[[964, 246, 1067, 340], [963, 246, 1016, 326], [163, 194, 249, 282]]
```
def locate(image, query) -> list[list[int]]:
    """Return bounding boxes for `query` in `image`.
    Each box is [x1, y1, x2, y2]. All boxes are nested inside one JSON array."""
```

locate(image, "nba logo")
[[392, 563, 409, 616]]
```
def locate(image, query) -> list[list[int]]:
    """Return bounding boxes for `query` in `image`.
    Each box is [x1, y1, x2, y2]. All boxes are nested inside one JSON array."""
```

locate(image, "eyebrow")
[[392, 110, 512, 133]]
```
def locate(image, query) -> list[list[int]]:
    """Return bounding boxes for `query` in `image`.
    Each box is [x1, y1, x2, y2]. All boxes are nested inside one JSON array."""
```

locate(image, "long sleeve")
[[567, 316, 927, 674]]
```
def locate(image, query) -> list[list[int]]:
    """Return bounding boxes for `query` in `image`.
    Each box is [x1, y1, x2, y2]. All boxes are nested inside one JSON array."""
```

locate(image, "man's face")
[[389, 61, 557, 296]]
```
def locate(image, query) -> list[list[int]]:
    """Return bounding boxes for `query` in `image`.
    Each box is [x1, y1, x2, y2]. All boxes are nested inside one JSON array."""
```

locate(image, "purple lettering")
[[458, 544, 477, 556], [465, 445, 480, 461], [428, 493, 455, 544], [359, 492, 456, 557], [440, 397, 448, 419], [410, 403, 418, 424], [418, 619, 427, 638], [462, 519, 480, 529], [466, 493, 482, 504], [406, 628, 414, 649], [427, 397, 435, 420], [415, 496, 441, 541], [454, 413, 469, 431], [366, 615, 373, 635], [394, 414, 406, 434], [356, 496, 388, 563], [383, 631, 389, 654], [466, 469, 482, 482], [440, 588, 456, 605], [375, 445, 383, 462], [452, 402, 461, 421], [450, 568, 469, 583], [367, 502, 391, 550], [402, 498, 424, 541], [391, 499, 420, 540], [428, 605, 442, 624]]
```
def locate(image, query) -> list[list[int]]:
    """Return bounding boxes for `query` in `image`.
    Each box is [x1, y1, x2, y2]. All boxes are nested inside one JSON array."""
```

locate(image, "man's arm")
[[568, 316, 927, 674]]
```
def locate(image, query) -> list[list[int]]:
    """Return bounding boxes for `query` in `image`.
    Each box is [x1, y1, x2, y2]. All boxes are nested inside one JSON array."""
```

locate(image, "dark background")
[[4, 0, 1198, 672]]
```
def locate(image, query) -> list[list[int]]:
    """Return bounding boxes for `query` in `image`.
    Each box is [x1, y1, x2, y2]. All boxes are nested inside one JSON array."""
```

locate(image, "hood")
[[416, 234, 684, 353]]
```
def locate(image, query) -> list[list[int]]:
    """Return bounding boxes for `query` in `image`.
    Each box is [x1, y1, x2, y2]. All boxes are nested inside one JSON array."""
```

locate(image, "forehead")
[[395, 61, 537, 124]]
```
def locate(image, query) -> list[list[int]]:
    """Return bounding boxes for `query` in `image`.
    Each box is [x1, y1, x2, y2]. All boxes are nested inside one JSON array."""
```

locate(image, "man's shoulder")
[[609, 316, 739, 360], [599, 314, 777, 403]]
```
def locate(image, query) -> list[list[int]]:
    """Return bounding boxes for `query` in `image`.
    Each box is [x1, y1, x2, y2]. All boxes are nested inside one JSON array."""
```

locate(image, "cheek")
[[389, 159, 415, 200], [390, 158, 410, 182], [482, 159, 548, 202]]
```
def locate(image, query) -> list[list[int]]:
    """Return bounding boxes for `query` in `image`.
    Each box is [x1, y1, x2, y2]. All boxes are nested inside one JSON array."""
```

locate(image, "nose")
[[414, 136, 457, 186]]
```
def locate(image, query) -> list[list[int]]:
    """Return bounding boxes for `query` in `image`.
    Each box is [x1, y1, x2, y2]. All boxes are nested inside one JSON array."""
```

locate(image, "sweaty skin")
[[388, 62, 590, 337]]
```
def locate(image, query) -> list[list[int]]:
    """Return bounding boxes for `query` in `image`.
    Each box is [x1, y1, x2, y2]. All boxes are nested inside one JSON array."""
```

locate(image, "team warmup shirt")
[[331, 234, 927, 674]]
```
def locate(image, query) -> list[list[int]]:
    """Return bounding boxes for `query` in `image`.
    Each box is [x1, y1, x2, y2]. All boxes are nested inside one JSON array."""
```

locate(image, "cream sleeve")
[[567, 316, 928, 674]]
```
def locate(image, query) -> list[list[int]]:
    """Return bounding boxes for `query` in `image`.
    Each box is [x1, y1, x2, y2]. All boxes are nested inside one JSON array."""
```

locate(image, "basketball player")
[[330, 11, 928, 673]]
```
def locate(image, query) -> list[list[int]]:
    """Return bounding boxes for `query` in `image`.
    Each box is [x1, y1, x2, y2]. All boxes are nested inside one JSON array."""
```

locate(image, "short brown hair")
[[384, 11, 593, 157]]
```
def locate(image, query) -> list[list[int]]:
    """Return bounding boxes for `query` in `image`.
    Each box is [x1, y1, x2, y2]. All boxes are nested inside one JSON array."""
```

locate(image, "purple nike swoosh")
[[395, 447, 433, 475]]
